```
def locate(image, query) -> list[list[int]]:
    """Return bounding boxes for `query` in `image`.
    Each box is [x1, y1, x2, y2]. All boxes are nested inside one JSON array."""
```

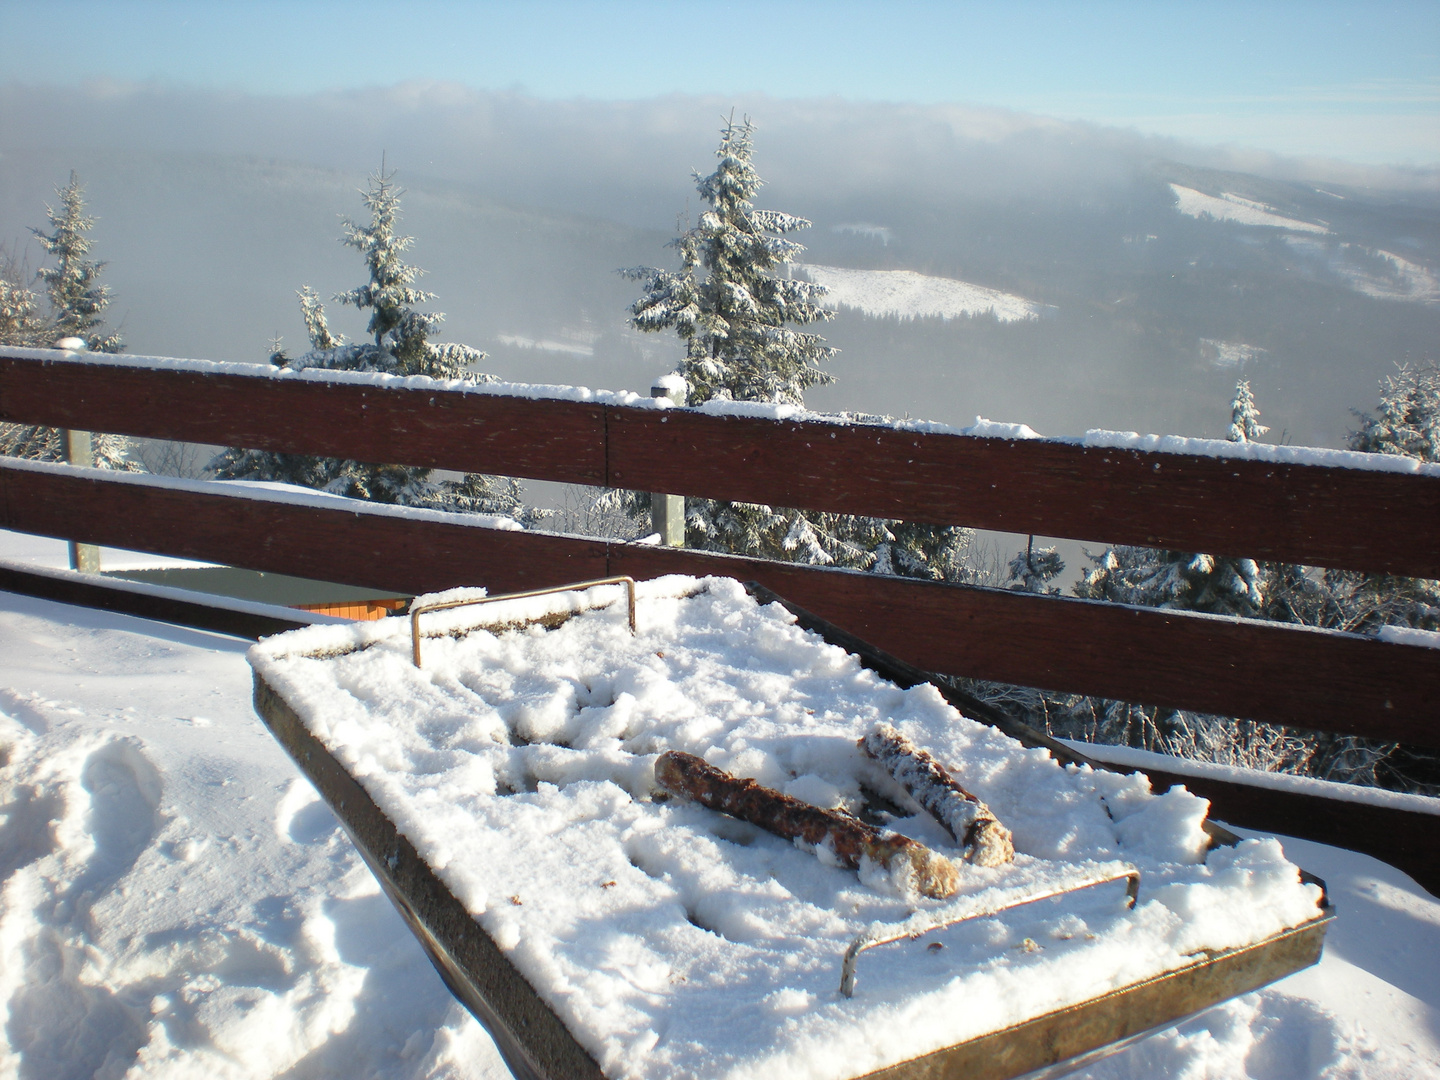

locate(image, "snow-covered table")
[[248, 576, 1331, 1080]]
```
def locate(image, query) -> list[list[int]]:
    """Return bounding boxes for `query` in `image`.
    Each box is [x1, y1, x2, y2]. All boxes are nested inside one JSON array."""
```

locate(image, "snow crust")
[[250, 577, 1325, 1080], [2, 571, 1437, 1079], [1169, 185, 1330, 234], [1080, 428, 1440, 476], [1377, 625, 1440, 650], [1062, 740, 1440, 817], [794, 264, 1044, 322], [0, 346, 660, 408]]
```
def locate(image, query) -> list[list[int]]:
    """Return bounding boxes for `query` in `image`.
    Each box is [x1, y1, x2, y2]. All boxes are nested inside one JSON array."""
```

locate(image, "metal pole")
[[650, 374, 687, 547]]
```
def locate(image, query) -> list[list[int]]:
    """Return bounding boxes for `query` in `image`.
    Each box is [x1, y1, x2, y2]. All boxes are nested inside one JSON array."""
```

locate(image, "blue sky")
[[2, 0, 1437, 165]]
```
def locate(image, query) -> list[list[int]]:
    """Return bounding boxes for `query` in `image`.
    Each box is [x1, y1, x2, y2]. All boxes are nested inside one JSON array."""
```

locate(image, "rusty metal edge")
[[252, 674, 607, 1080], [852, 912, 1331, 1080]]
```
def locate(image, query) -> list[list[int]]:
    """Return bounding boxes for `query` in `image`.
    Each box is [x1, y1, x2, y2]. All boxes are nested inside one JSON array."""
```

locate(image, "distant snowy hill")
[[1168, 183, 1330, 233], [796, 264, 1044, 322]]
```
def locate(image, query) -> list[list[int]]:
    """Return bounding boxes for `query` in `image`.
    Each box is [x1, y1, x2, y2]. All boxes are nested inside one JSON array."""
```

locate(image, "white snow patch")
[[795, 264, 1045, 322], [0, 588, 513, 1080], [1341, 247, 1440, 304], [1169, 184, 1330, 234], [497, 334, 596, 359], [1080, 429, 1440, 476], [1200, 338, 1267, 369], [1062, 740, 1440, 817], [963, 417, 1046, 440], [1378, 625, 1440, 650], [1283, 237, 1440, 304]]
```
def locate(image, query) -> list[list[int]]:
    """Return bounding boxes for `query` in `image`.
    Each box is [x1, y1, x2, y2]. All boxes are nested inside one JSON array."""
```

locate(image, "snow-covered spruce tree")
[[626, 116, 834, 406], [0, 250, 49, 347], [0, 181, 135, 470], [1005, 537, 1065, 594], [991, 382, 1275, 758], [1350, 363, 1439, 467], [210, 167, 535, 521], [33, 172, 123, 353], [1327, 364, 1440, 635], [619, 116, 971, 579], [1228, 378, 1269, 443]]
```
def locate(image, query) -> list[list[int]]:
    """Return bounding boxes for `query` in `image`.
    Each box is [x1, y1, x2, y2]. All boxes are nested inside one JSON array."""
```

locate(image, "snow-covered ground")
[[794, 265, 1045, 322], [1168, 185, 1330, 234], [1, 532, 1437, 1079]]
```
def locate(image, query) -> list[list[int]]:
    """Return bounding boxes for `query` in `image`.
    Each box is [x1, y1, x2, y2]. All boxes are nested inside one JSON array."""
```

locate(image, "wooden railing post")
[[649, 374, 687, 547], [62, 427, 100, 573]]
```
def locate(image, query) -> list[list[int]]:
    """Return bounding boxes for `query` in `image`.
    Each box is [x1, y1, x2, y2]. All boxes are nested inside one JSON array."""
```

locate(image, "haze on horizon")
[[2, 0, 1437, 169]]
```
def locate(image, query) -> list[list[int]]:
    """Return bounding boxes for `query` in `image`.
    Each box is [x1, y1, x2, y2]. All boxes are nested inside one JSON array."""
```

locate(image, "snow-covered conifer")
[[333, 168, 442, 376], [0, 184, 134, 470], [1006, 539, 1065, 594], [1320, 365, 1440, 634], [0, 252, 49, 347], [1076, 379, 1273, 617], [1227, 379, 1269, 443], [616, 119, 972, 580], [625, 116, 834, 406], [210, 165, 523, 519], [298, 286, 342, 351], [1075, 547, 1262, 615], [31, 172, 122, 353], [1349, 364, 1439, 464]]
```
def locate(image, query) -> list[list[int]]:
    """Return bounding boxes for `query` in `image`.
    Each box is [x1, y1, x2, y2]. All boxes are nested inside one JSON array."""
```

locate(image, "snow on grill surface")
[[249, 576, 1324, 1080]]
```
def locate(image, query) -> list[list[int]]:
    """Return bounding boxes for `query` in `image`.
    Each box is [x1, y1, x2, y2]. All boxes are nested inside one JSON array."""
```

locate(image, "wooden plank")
[[0, 462, 610, 598], [0, 563, 313, 639], [5, 350, 1439, 576], [0, 352, 607, 485], [606, 407, 1440, 578], [5, 463, 1436, 747]]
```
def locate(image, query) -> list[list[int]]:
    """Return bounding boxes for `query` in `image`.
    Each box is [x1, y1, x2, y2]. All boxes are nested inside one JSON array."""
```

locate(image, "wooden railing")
[[2, 347, 1437, 889]]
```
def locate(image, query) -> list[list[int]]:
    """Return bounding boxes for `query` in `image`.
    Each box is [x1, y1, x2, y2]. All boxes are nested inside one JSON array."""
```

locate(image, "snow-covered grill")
[[248, 576, 1332, 1080]]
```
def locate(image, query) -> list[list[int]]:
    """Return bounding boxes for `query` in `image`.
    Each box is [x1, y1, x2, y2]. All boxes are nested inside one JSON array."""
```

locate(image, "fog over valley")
[[2, 82, 1437, 448]]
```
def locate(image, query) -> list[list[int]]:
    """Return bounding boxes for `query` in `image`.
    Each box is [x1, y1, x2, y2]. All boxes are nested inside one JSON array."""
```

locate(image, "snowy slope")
[[0, 540, 1437, 1078], [795, 265, 1045, 322], [1169, 184, 1331, 233]]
